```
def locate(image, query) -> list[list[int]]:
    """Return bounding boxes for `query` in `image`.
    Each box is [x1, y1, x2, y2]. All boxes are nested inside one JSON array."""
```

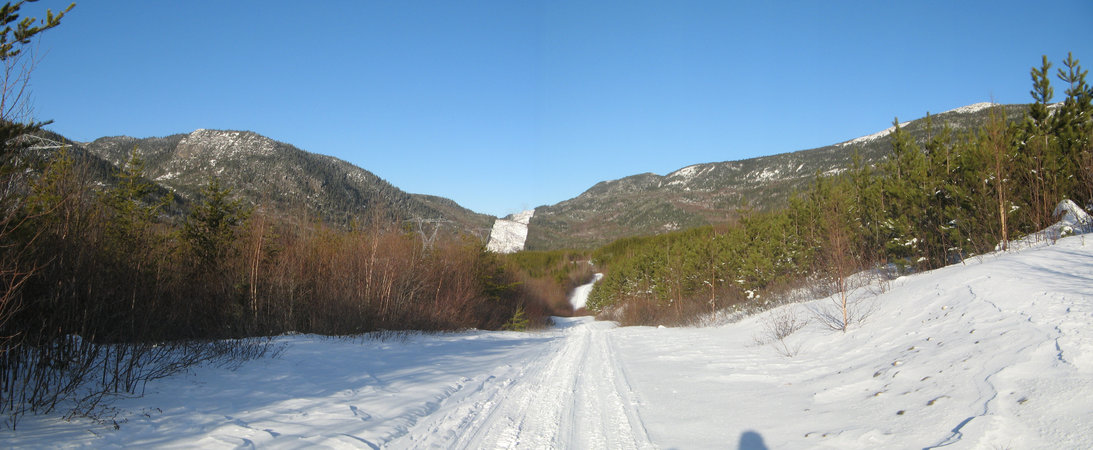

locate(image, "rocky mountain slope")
[[29, 102, 1032, 251], [80, 129, 493, 234], [526, 103, 1029, 250]]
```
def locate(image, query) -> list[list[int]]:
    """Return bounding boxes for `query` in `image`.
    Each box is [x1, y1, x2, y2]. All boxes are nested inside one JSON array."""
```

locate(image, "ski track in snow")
[[396, 317, 653, 450]]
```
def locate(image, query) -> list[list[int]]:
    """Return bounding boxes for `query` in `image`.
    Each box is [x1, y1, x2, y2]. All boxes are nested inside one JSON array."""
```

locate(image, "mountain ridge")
[[76, 128, 494, 234], [41, 101, 1033, 251], [525, 103, 1031, 250]]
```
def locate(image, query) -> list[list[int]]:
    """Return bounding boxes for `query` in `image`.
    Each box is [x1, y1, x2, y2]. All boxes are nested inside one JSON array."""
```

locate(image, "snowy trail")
[[395, 317, 653, 449]]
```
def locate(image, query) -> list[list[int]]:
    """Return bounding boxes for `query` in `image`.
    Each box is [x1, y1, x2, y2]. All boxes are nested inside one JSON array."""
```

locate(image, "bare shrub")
[[605, 294, 729, 328], [754, 306, 808, 357], [807, 287, 879, 332]]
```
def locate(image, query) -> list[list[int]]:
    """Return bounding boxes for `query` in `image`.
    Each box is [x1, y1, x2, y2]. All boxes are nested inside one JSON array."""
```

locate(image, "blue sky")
[[28, 1, 1093, 217]]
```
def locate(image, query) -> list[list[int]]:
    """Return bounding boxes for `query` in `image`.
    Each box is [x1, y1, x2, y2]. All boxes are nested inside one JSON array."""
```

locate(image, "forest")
[[585, 54, 1092, 327]]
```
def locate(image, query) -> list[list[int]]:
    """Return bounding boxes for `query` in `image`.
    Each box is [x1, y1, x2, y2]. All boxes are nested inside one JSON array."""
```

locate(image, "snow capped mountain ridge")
[[942, 101, 997, 115], [836, 120, 913, 148], [179, 128, 280, 158]]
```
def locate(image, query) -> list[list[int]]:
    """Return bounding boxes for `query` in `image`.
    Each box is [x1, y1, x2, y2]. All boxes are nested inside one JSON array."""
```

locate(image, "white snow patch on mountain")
[[837, 120, 912, 148], [666, 165, 701, 186], [486, 209, 534, 253], [941, 102, 997, 115], [753, 167, 781, 181]]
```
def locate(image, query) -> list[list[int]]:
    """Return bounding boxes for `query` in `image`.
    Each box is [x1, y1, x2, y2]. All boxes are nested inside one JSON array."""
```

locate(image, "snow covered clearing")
[[486, 210, 534, 253], [6, 236, 1093, 448]]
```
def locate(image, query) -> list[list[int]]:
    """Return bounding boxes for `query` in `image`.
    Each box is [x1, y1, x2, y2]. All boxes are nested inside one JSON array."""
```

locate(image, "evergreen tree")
[[984, 106, 1015, 250], [845, 149, 884, 260], [1028, 55, 1054, 131], [101, 147, 171, 265], [0, 1, 75, 149], [183, 177, 251, 272], [1055, 53, 1093, 205], [880, 119, 930, 269], [1021, 55, 1060, 227]]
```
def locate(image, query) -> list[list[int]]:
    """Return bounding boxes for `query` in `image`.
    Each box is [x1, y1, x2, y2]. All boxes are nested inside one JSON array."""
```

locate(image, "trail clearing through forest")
[[6, 236, 1093, 448], [393, 317, 653, 449]]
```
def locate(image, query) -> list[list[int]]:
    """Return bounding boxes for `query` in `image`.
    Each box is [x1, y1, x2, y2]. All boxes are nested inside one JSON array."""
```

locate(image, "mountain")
[[78, 129, 493, 233], [525, 103, 1030, 250]]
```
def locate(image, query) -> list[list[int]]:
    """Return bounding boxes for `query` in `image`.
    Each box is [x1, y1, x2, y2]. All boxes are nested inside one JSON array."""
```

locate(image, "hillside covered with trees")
[[585, 53, 1092, 326]]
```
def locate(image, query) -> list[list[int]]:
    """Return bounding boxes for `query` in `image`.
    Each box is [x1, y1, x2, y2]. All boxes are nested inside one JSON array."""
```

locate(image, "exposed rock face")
[[486, 210, 534, 253]]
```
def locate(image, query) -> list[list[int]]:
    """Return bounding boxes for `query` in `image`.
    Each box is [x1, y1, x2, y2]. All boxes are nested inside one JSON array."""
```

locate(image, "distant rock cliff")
[[486, 210, 534, 253]]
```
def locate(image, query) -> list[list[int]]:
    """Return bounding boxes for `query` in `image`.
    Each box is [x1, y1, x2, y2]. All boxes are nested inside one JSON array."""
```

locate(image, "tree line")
[[0, 2, 591, 426], [587, 53, 1092, 326], [1, 143, 575, 424]]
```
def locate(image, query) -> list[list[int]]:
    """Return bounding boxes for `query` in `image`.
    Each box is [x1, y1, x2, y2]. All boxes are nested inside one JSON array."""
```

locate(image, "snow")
[[486, 210, 534, 253], [568, 273, 604, 310], [837, 120, 913, 148], [6, 236, 1093, 448], [941, 102, 996, 115], [178, 129, 279, 159], [666, 165, 702, 187], [753, 167, 781, 182], [1046, 199, 1093, 239]]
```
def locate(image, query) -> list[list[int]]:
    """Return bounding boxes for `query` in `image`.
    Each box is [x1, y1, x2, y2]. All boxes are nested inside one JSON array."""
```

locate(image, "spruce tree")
[[183, 178, 250, 272], [881, 119, 930, 269], [1055, 53, 1093, 205]]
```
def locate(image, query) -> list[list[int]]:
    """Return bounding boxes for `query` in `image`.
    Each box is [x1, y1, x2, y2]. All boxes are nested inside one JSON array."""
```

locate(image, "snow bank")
[[1047, 199, 1093, 239], [612, 235, 1093, 448]]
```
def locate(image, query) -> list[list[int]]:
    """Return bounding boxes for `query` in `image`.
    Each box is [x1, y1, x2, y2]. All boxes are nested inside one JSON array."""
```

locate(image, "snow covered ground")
[[5, 235, 1093, 448], [486, 210, 534, 253]]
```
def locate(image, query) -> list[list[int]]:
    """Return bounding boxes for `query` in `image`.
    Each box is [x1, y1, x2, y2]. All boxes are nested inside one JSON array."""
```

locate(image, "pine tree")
[[1055, 53, 1093, 205], [183, 177, 251, 272], [1021, 56, 1058, 227], [0, 1, 75, 149], [881, 119, 930, 269], [101, 147, 171, 264], [985, 106, 1014, 251]]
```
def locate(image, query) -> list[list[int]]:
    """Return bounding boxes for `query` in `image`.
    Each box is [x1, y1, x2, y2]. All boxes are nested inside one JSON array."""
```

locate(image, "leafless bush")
[[753, 306, 808, 357], [601, 292, 733, 328], [807, 286, 878, 332]]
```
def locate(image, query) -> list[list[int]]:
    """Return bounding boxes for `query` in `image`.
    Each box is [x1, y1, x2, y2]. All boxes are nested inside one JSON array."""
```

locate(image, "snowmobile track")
[[389, 317, 653, 449]]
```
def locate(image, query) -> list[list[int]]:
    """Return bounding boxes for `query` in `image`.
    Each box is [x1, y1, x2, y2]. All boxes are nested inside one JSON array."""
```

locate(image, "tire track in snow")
[[390, 317, 653, 449]]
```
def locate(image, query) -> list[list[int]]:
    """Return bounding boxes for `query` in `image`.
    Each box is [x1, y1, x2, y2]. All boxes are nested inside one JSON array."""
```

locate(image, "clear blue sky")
[[28, 1, 1093, 217]]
